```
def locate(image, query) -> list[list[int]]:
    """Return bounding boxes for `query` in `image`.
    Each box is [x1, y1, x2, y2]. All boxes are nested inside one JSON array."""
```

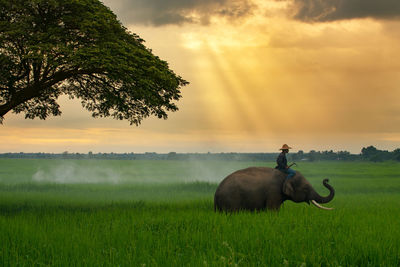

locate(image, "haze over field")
[[28, 160, 232, 185], [1, 157, 257, 185], [2, 0, 400, 153]]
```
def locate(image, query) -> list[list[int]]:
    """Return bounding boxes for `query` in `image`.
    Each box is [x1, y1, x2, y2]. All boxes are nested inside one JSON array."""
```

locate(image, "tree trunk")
[[0, 104, 12, 119]]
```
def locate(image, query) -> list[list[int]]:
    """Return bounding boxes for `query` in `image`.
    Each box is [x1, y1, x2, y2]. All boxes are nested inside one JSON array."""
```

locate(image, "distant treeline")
[[1, 146, 399, 162]]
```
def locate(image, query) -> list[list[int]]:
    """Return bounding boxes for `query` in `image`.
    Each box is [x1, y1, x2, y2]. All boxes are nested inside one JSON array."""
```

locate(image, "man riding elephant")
[[214, 145, 335, 212], [275, 144, 296, 180]]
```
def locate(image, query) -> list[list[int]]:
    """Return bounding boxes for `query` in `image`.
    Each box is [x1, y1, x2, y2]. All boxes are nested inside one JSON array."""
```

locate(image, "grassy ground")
[[0, 159, 399, 266]]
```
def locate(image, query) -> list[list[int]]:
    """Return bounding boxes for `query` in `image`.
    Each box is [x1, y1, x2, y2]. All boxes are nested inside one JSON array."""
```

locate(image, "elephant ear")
[[283, 179, 294, 196]]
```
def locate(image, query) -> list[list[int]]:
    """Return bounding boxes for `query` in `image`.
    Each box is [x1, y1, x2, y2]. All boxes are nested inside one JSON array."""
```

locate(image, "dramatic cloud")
[[102, 0, 255, 26], [291, 0, 400, 22]]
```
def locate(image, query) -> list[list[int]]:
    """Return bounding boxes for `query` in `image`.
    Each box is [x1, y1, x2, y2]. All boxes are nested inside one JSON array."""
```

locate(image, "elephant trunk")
[[309, 179, 335, 204]]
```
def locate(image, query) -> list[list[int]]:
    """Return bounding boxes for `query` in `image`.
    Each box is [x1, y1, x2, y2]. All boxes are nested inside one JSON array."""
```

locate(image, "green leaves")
[[0, 0, 188, 124]]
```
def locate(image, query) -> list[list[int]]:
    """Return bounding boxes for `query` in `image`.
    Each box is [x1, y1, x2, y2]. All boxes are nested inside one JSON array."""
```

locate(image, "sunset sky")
[[1, 0, 400, 153]]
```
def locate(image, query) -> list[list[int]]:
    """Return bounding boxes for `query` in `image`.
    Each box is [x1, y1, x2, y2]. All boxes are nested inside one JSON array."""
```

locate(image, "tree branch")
[[0, 68, 104, 117]]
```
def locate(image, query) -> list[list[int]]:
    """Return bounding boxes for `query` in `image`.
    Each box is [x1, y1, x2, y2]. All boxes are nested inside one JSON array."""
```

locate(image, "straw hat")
[[280, 144, 292, 150]]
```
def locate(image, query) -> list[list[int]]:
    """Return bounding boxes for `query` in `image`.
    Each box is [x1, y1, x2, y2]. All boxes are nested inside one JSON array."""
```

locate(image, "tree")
[[393, 149, 400, 161], [0, 0, 188, 124], [361, 146, 392, 162], [361, 146, 379, 159], [337, 151, 351, 161], [308, 150, 318, 162]]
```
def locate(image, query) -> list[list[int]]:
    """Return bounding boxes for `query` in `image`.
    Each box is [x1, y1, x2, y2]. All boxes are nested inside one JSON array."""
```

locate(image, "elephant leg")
[[266, 195, 283, 211]]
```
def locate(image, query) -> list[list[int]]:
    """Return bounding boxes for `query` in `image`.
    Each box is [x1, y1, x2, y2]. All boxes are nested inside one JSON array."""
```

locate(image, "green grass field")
[[0, 159, 399, 266]]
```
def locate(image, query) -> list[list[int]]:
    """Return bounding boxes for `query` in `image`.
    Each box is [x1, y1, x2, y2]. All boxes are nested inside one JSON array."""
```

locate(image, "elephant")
[[214, 167, 334, 212]]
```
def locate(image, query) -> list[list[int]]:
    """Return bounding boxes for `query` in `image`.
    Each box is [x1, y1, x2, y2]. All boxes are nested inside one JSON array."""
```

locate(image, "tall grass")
[[0, 159, 399, 266]]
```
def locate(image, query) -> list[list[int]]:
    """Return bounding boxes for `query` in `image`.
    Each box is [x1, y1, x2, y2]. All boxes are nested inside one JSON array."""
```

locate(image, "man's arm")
[[288, 162, 297, 168]]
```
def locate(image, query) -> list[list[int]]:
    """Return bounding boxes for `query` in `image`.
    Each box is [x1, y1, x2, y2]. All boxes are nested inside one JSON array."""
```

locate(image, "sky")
[[1, 0, 400, 154]]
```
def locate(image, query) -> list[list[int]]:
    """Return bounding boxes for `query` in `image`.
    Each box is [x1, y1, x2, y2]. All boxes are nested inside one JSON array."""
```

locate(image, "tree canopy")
[[0, 0, 188, 124]]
